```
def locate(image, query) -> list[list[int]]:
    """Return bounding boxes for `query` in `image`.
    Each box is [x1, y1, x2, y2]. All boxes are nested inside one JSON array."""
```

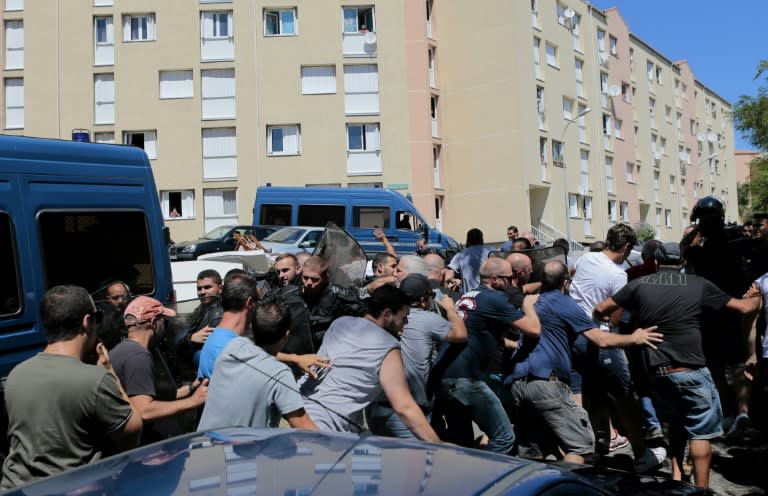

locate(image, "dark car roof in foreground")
[[2, 428, 709, 496]]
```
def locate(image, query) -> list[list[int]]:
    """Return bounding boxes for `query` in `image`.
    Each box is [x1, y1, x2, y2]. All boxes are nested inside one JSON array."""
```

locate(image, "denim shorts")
[[652, 367, 723, 440]]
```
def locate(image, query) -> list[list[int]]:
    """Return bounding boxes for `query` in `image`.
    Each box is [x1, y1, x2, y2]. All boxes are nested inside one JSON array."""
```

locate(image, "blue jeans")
[[439, 378, 515, 453], [652, 367, 723, 440], [366, 403, 419, 440]]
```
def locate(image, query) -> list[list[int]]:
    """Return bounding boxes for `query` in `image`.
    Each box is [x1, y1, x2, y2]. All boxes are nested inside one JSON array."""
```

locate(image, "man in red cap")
[[111, 296, 209, 445]]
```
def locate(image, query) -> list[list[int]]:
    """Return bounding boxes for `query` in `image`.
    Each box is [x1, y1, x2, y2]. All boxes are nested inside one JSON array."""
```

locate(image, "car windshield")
[[264, 227, 306, 243], [201, 226, 233, 240]]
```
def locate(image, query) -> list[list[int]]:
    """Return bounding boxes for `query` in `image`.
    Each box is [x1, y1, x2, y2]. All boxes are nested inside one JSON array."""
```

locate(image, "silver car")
[[259, 226, 325, 255]]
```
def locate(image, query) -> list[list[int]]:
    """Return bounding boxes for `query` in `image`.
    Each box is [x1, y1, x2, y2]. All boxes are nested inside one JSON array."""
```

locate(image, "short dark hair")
[[224, 268, 249, 285], [512, 237, 532, 250], [251, 295, 291, 346], [465, 228, 484, 247], [507, 225, 518, 232], [372, 253, 396, 271], [197, 269, 222, 284], [590, 241, 606, 252], [541, 261, 569, 292], [221, 275, 258, 312], [640, 240, 663, 262], [367, 285, 410, 319], [40, 285, 93, 344], [605, 223, 637, 252], [552, 238, 569, 255]]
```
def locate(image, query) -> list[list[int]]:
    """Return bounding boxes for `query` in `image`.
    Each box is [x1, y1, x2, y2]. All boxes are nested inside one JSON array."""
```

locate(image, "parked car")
[[173, 225, 278, 261], [259, 226, 326, 255], [3, 427, 711, 495]]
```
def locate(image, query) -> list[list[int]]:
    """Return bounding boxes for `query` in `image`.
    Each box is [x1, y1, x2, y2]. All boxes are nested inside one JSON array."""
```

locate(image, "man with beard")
[[175, 270, 223, 372], [298, 285, 441, 442]]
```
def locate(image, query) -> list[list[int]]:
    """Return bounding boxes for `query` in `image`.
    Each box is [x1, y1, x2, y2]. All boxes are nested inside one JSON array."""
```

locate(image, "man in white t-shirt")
[[446, 228, 495, 293]]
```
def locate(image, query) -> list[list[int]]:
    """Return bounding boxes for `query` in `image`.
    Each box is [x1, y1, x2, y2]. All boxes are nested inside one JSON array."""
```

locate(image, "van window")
[[260, 204, 292, 226], [0, 213, 22, 317], [352, 206, 390, 228], [38, 211, 157, 299], [298, 205, 344, 227], [396, 210, 422, 232]]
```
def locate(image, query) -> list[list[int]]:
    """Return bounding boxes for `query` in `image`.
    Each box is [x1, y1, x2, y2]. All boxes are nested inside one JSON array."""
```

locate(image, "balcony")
[[343, 32, 377, 57]]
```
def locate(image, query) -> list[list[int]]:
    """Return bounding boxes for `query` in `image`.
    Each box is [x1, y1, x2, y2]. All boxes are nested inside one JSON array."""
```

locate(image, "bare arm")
[[284, 408, 319, 430], [593, 297, 621, 323], [725, 296, 761, 315], [436, 296, 468, 343], [129, 379, 208, 422], [512, 294, 540, 338], [583, 326, 662, 349], [373, 228, 398, 258], [380, 349, 441, 443], [276, 353, 331, 379]]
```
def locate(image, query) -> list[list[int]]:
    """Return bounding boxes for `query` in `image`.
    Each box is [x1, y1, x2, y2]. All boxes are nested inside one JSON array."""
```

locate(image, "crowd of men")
[[2, 196, 767, 491]]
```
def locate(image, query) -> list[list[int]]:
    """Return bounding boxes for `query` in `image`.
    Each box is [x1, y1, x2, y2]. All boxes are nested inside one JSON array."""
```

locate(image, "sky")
[[592, 0, 765, 151]]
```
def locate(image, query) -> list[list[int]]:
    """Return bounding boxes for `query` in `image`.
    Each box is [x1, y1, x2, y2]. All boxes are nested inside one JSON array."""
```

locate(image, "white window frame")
[[562, 96, 573, 120], [655, 208, 661, 227], [161, 190, 195, 220], [159, 70, 193, 99], [344, 64, 379, 115], [552, 140, 563, 165], [346, 123, 380, 152], [94, 0, 113, 5], [5, 20, 24, 70], [201, 11, 234, 61], [605, 156, 614, 194], [301, 66, 336, 95], [123, 130, 157, 159], [545, 42, 558, 68], [267, 125, 301, 156], [4, 77, 23, 129], [619, 201, 628, 222], [94, 73, 115, 124], [94, 16, 114, 66], [579, 149, 589, 191], [533, 37, 541, 80], [568, 193, 579, 218], [203, 188, 238, 232], [608, 199, 617, 223], [264, 8, 297, 36], [201, 68, 236, 119], [342, 6, 375, 33], [575, 59, 583, 97], [614, 119, 622, 139], [94, 132, 114, 144], [669, 174, 676, 193], [122, 14, 156, 42], [664, 209, 672, 228], [537, 86, 545, 130], [5, 0, 23, 11], [625, 162, 634, 183], [202, 127, 237, 180]]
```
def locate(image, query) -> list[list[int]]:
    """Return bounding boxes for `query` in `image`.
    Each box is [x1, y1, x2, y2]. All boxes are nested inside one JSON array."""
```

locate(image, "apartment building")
[[1, 0, 737, 245]]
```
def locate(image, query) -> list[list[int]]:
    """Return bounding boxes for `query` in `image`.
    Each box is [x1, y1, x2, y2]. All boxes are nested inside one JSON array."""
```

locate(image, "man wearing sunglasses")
[[2, 285, 141, 489]]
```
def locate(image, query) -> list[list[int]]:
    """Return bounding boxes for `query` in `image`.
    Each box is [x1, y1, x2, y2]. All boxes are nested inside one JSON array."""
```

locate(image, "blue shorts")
[[652, 367, 723, 440]]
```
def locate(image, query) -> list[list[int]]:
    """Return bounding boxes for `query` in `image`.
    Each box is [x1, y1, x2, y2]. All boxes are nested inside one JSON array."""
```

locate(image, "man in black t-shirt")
[[594, 243, 760, 489]]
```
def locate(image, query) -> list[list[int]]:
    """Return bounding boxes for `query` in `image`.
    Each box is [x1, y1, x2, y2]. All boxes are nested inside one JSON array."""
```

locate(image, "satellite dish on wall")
[[364, 32, 377, 45], [599, 52, 609, 67], [707, 132, 716, 143], [697, 133, 705, 142], [607, 85, 621, 97], [564, 8, 576, 19]]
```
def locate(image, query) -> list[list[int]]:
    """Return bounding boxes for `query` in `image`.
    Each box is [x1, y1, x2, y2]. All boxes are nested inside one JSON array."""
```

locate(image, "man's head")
[[605, 223, 637, 261], [366, 285, 411, 338], [196, 269, 223, 303], [251, 295, 291, 349], [654, 242, 682, 268], [506, 225, 519, 241], [106, 281, 131, 312], [479, 257, 514, 291], [754, 214, 768, 240], [541, 260, 570, 293], [395, 255, 428, 282], [465, 228, 484, 247], [512, 238, 532, 251], [124, 296, 176, 327], [274, 254, 301, 287], [372, 253, 398, 278], [552, 238, 569, 256], [639, 240, 663, 263], [521, 231, 537, 246], [423, 253, 446, 283], [301, 256, 329, 297], [40, 285, 101, 345], [399, 274, 435, 310], [416, 237, 428, 255], [742, 221, 754, 238], [506, 252, 533, 286], [221, 274, 258, 313]]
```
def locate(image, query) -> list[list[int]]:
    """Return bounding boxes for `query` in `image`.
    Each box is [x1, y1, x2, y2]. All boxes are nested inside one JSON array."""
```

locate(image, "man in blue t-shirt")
[[507, 261, 661, 464], [198, 274, 258, 379], [431, 257, 540, 453]]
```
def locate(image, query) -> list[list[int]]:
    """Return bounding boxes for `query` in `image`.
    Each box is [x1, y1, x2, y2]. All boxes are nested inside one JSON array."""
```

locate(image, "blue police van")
[[252, 186, 459, 256], [0, 135, 173, 404]]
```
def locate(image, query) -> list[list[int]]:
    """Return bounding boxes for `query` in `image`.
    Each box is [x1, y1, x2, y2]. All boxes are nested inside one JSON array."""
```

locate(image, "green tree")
[[733, 60, 768, 215]]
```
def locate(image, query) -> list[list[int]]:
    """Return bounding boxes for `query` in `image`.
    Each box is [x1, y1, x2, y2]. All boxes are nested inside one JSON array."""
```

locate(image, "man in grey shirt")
[[368, 274, 467, 438], [198, 297, 317, 431]]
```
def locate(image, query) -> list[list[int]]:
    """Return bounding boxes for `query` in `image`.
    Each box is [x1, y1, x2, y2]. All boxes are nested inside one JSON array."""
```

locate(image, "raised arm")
[[436, 296, 468, 343], [373, 227, 397, 258]]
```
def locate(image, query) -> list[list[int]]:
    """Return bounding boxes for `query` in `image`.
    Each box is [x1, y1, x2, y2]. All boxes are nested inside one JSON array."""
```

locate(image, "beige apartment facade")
[[1, 0, 737, 245]]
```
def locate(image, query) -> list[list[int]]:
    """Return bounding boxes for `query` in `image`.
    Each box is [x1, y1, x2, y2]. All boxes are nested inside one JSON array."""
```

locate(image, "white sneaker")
[[634, 446, 666, 473]]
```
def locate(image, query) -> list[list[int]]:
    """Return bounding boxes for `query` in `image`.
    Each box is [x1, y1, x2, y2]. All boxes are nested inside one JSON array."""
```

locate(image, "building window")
[[605, 156, 614, 194], [267, 125, 300, 156], [552, 140, 563, 165], [545, 42, 558, 68], [533, 37, 541, 80], [428, 47, 436, 88], [608, 199, 617, 223], [653, 171, 660, 202], [578, 103, 588, 143], [531, 0, 539, 28], [4, 20, 23, 70], [5, 0, 23, 11], [609, 35, 617, 56], [540, 137, 548, 181], [94, 73, 115, 124], [669, 174, 676, 193], [625, 162, 634, 183], [94, 132, 114, 143], [159, 70, 193, 99], [5, 78, 24, 129], [568, 193, 579, 218], [94, 0, 113, 5], [664, 209, 672, 228], [201, 69, 235, 119], [161, 190, 194, 220], [562, 96, 573, 120], [343, 6, 375, 32], [655, 207, 661, 227], [201, 11, 234, 60], [94, 16, 114, 66], [202, 127, 237, 180], [433, 144, 441, 187], [579, 149, 589, 192], [600, 71, 608, 107], [621, 82, 630, 103], [301, 66, 336, 95], [344, 64, 379, 115], [426, 0, 434, 37], [203, 188, 237, 232], [123, 131, 157, 159], [656, 66, 663, 85], [614, 119, 622, 140], [575, 59, 583, 97], [597, 29, 605, 53], [122, 14, 155, 42], [431, 95, 439, 137], [620, 201, 628, 222], [537, 86, 545, 130], [346, 123, 382, 175], [264, 8, 296, 36]]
